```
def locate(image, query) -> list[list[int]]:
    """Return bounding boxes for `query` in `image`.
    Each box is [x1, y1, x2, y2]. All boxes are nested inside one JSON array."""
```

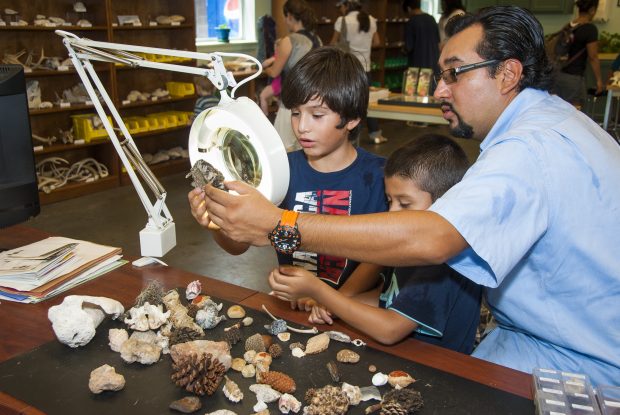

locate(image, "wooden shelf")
[[38, 175, 119, 205], [0, 25, 108, 31], [120, 95, 197, 109], [33, 139, 110, 155], [112, 24, 193, 31], [132, 125, 191, 140], [30, 103, 97, 116]]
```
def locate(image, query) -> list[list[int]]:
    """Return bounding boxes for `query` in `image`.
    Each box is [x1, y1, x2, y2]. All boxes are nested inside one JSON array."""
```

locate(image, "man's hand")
[[203, 181, 282, 246], [269, 265, 319, 301], [188, 187, 212, 228]]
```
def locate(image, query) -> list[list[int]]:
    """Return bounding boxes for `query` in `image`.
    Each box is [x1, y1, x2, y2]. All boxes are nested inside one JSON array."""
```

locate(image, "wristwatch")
[[268, 210, 301, 254]]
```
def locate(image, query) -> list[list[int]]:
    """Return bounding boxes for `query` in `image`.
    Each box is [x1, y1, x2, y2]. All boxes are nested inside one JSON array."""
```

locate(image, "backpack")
[[545, 23, 584, 68]]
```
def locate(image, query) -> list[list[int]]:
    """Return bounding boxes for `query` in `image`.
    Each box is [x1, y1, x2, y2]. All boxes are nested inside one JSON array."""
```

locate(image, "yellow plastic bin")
[[122, 116, 150, 135], [165, 81, 195, 97], [146, 112, 178, 129], [71, 113, 113, 142], [166, 111, 193, 126]]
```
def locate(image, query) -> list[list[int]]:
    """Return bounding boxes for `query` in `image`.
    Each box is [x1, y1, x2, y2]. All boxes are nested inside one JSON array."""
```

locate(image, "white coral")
[[124, 302, 170, 331], [108, 328, 128, 352], [278, 393, 301, 413]]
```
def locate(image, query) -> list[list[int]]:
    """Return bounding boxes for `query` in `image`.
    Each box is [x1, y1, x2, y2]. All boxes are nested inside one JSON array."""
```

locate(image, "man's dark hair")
[[281, 46, 368, 141], [446, 5, 554, 92], [385, 134, 469, 201], [576, 0, 599, 13], [402, 0, 422, 13]]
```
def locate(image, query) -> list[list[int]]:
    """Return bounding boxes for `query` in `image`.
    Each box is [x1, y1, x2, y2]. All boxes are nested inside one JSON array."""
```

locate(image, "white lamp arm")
[[55, 30, 262, 257]]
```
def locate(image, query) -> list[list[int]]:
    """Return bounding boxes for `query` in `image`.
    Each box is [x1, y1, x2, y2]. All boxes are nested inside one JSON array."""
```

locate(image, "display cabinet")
[[0, 0, 196, 204]]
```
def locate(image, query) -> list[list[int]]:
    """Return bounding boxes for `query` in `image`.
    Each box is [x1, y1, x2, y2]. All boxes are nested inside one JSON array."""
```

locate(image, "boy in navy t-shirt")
[[269, 134, 482, 353]]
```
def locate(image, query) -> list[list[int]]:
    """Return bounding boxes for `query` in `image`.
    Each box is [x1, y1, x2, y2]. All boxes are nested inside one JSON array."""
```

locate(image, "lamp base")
[[139, 221, 176, 257]]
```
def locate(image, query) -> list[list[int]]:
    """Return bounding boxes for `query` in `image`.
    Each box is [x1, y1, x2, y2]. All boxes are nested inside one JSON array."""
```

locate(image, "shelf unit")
[[273, 0, 407, 90], [0, 0, 196, 204]]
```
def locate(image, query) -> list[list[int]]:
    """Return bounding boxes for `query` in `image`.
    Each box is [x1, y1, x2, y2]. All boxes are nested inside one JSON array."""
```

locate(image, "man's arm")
[[203, 181, 468, 267]]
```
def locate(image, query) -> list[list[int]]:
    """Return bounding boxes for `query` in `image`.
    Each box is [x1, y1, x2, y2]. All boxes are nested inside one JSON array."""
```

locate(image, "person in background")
[[270, 134, 482, 353], [264, 0, 321, 152], [438, 0, 465, 50], [189, 46, 388, 311], [402, 0, 440, 76], [331, 0, 388, 145], [197, 6, 620, 387], [192, 74, 219, 120], [553, 0, 604, 107], [258, 50, 282, 116]]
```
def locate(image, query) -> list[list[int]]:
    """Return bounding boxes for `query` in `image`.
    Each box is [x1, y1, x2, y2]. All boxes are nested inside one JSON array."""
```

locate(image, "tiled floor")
[[27, 120, 482, 293]]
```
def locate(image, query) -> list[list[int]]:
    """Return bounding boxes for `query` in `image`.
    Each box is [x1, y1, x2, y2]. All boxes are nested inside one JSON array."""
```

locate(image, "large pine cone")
[[171, 353, 226, 396], [258, 370, 296, 393], [380, 402, 408, 415], [381, 389, 424, 415]]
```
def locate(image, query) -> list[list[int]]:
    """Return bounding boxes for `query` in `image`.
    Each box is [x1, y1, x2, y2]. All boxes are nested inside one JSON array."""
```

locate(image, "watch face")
[[269, 224, 301, 254]]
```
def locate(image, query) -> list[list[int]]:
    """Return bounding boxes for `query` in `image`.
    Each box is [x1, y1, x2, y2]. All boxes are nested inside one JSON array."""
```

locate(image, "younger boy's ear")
[[346, 118, 361, 131]]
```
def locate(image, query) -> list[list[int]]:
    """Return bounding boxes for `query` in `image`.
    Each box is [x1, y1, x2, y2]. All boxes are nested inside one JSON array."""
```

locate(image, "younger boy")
[[269, 134, 483, 353], [189, 47, 387, 302]]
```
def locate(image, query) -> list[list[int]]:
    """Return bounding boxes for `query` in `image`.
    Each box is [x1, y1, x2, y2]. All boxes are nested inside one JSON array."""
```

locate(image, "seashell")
[[170, 396, 201, 413], [245, 333, 266, 352], [289, 342, 304, 351], [242, 364, 256, 378], [244, 350, 257, 362], [253, 351, 272, 366], [368, 365, 377, 373], [253, 400, 268, 412], [277, 332, 291, 342], [223, 376, 244, 403], [257, 370, 296, 394], [388, 370, 415, 389], [291, 347, 305, 358], [191, 294, 210, 307], [327, 360, 340, 382], [325, 330, 352, 343], [265, 319, 287, 335], [196, 307, 226, 330], [359, 386, 382, 402], [336, 349, 360, 364], [278, 393, 301, 414], [242, 316, 254, 326], [372, 372, 388, 386], [231, 357, 246, 372], [249, 384, 281, 403], [185, 280, 201, 300], [341, 382, 362, 406], [305, 333, 330, 355], [227, 305, 246, 319]]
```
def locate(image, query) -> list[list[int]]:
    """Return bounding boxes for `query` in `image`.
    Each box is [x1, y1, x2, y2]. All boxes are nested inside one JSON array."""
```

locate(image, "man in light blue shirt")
[[195, 6, 620, 386]]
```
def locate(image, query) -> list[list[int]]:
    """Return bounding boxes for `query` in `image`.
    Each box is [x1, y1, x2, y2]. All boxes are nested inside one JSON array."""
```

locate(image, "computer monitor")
[[0, 65, 40, 230]]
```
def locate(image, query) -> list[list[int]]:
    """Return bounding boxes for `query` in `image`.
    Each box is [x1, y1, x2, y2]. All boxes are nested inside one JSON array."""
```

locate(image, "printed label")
[[540, 377, 561, 384], [543, 388, 563, 395], [545, 399, 566, 406], [571, 404, 593, 411]]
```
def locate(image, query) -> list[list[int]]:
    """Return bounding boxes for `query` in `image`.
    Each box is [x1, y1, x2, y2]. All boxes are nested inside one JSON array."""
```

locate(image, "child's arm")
[[270, 265, 418, 345], [263, 36, 291, 78], [338, 263, 385, 297]]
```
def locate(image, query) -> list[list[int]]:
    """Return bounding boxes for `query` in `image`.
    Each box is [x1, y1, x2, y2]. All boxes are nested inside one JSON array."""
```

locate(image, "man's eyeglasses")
[[433, 59, 499, 85]]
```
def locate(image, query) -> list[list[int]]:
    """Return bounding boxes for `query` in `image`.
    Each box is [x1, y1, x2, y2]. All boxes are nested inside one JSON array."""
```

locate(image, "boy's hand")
[[188, 187, 211, 227], [309, 305, 334, 325], [269, 265, 318, 301], [290, 297, 317, 311]]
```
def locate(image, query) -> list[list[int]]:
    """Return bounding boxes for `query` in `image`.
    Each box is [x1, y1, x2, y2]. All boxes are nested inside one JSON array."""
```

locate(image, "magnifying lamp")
[[56, 30, 289, 257]]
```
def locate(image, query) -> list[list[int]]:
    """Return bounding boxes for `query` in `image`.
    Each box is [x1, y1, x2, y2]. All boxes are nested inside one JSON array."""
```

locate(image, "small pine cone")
[[171, 353, 226, 396], [258, 370, 296, 394], [169, 326, 201, 346], [224, 327, 242, 347], [268, 343, 283, 359], [380, 402, 408, 415], [245, 333, 266, 352]]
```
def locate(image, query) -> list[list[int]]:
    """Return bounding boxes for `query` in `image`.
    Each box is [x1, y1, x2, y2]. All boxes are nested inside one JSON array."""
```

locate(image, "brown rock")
[[169, 396, 202, 413]]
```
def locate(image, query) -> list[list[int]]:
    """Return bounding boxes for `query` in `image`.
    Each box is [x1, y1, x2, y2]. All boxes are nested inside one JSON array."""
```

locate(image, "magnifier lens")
[[218, 127, 262, 187]]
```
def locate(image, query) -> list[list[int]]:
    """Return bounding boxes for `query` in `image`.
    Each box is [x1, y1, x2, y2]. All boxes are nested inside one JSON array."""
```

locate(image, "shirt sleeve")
[[429, 139, 548, 287], [334, 16, 343, 34]]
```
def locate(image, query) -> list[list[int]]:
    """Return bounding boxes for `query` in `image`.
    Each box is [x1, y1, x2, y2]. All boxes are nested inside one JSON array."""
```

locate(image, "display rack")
[[0, 0, 196, 204]]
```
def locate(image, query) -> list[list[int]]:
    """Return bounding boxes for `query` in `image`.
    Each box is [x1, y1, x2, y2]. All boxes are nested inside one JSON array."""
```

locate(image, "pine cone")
[[268, 343, 283, 359], [380, 402, 408, 415], [169, 326, 201, 346], [224, 327, 242, 347], [171, 353, 226, 396], [258, 370, 296, 393], [381, 389, 424, 414]]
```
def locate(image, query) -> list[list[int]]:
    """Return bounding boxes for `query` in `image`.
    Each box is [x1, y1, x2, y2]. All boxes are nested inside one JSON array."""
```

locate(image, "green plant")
[[217, 24, 229, 30], [599, 31, 620, 53]]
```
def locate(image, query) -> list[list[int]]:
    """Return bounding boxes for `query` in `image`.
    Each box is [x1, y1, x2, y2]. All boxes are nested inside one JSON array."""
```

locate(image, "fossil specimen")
[[108, 328, 128, 352], [278, 393, 301, 414], [186, 159, 226, 190], [305, 333, 330, 355], [224, 327, 242, 347], [171, 353, 226, 396], [327, 360, 340, 382], [336, 349, 360, 364], [249, 384, 282, 403], [168, 326, 202, 347]]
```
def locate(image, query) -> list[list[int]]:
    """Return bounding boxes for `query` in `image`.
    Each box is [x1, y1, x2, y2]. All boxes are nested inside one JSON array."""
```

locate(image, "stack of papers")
[[0, 237, 126, 303]]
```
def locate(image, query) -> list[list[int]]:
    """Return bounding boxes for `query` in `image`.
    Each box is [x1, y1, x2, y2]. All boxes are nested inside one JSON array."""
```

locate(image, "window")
[[195, 0, 256, 43]]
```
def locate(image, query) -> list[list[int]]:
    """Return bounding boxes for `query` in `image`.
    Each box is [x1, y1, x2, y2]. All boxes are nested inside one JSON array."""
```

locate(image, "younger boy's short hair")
[[281, 46, 368, 142], [385, 134, 469, 201]]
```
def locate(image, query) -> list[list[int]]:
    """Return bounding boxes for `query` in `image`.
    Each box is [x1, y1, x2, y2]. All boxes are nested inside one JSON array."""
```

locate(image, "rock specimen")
[[48, 295, 124, 347], [108, 328, 128, 352], [249, 384, 281, 403], [120, 332, 162, 365], [185, 159, 226, 190], [88, 364, 125, 394], [278, 393, 301, 414], [171, 353, 226, 396], [169, 396, 202, 413]]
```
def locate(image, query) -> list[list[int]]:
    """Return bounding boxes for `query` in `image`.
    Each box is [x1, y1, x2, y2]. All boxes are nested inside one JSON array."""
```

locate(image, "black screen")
[[0, 65, 40, 228]]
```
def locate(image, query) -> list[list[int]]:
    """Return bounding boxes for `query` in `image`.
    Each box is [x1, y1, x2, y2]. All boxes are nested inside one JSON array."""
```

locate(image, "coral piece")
[[48, 295, 124, 348], [88, 364, 125, 394], [242, 364, 256, 378], [265, 319, 288, 335], [372, 372, 388, 387], [327, 361, 340, 382], [134, 280, 166, 308], [336, 349, 360, 364], [245, 333, 266, 352], [163, 290, 204, 336], [387, 371, 415, 389], [289, 342, 305, 351], [120, 335, 162, 365], [223, 375, 244, 403], [170, 340, 232, 370], [124, 302, 170, 331], [380, 389, 424, 415], [277, 332, 291, 342], [169, 326, 202, 347], [224, 327, 242, 347], [278, 393, 301, 414], [304, 385, 349, 415], [305, 333, 330, 355], [185, 280, 201, 301], [257, 371, 296, 394], [227, 305, 246, 319], [171, 353, 226, 396], [268, 343, 283, 359], [169, 396, 202, 413], [249, 384, 282, 403], [254, 401, 268, 412], [242, 317, 254, 326], [341, 383, 362, 406], [186, 159, 226, 190], [231, 358, 246, 372], [108, 328, 128, 352]]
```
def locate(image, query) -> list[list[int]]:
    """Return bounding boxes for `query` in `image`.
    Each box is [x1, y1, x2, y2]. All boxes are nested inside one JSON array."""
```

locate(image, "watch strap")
[[280, 210, 299, 227]]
